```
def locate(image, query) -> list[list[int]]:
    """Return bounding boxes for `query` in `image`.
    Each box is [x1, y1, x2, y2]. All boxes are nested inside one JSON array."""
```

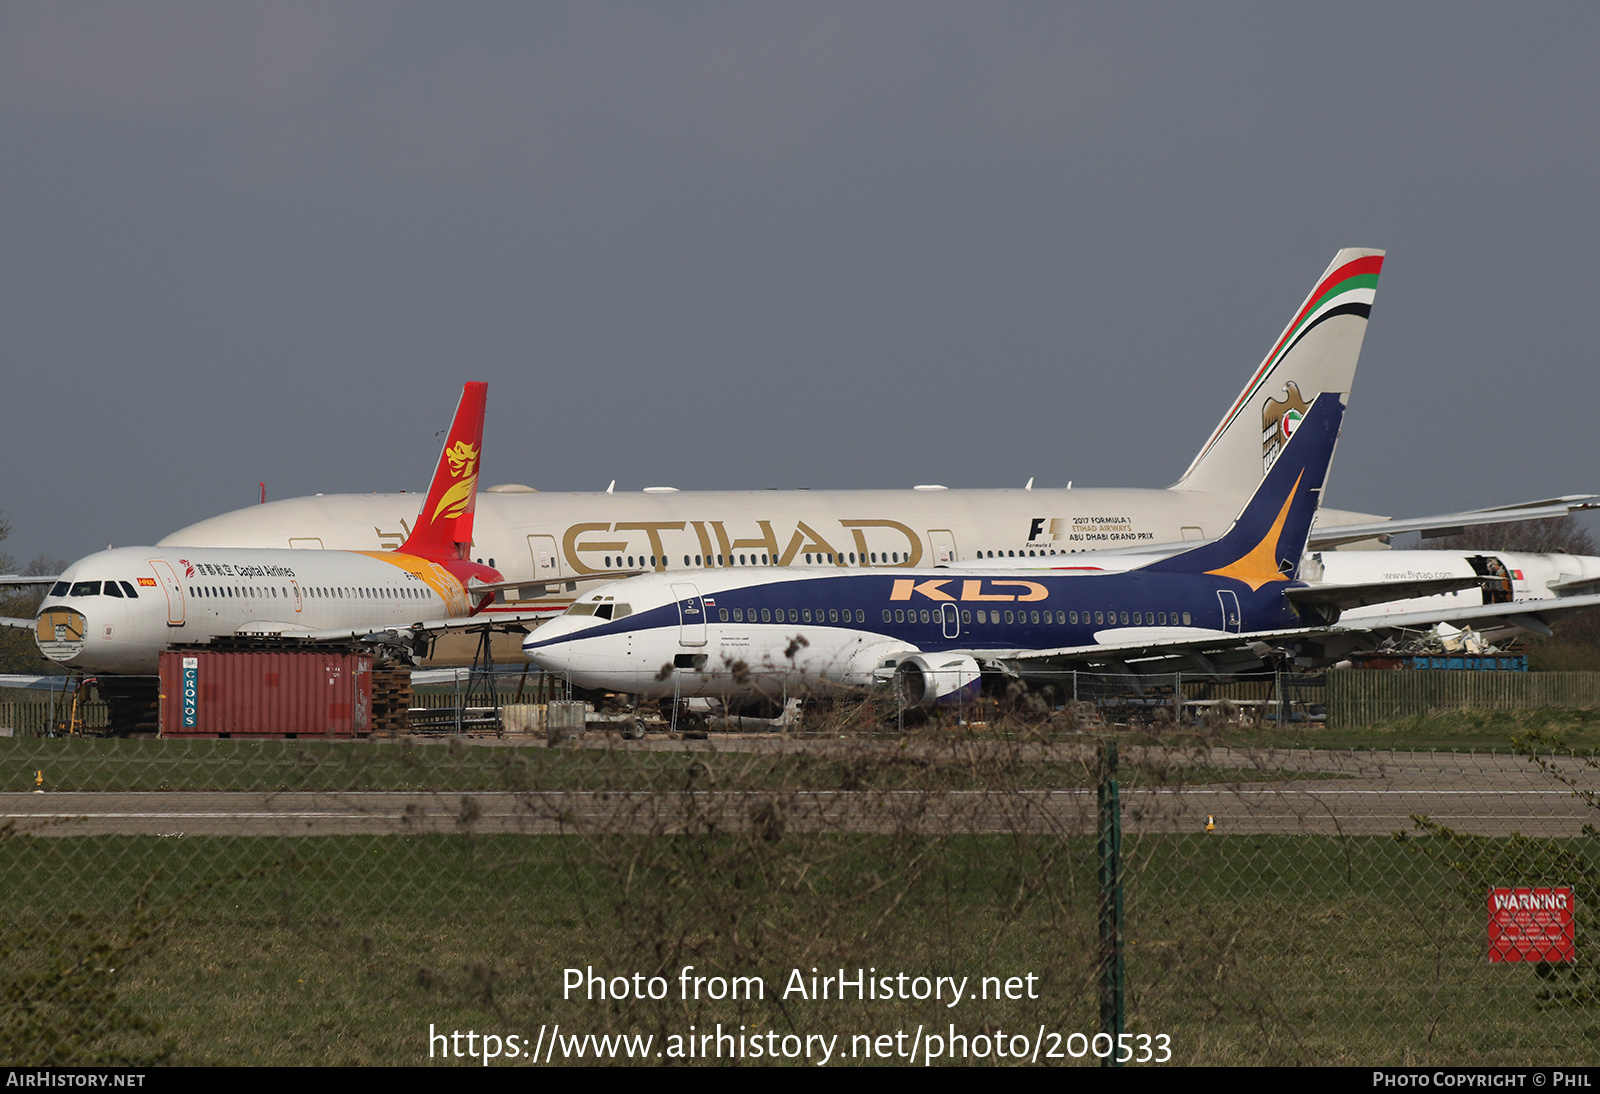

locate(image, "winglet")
[[1148, 391, 1346, 586], [400, 383, 488, 562]]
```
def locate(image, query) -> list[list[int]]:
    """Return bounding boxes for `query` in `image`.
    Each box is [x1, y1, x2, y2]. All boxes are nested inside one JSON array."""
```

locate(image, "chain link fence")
[[2, 703, 1597, 1065]]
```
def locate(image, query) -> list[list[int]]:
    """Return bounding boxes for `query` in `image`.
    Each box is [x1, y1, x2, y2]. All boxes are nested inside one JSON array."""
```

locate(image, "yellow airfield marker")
[[34, 769, 44, 794], [1205, 814, 1215, 832]]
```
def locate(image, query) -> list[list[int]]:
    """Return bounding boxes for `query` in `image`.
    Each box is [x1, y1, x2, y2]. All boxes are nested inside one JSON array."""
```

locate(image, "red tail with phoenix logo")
[[400, 382, 488, 563]]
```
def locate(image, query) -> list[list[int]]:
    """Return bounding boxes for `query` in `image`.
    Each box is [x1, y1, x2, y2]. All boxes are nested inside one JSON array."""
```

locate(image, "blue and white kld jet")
[[522, 394, 1485, 707]]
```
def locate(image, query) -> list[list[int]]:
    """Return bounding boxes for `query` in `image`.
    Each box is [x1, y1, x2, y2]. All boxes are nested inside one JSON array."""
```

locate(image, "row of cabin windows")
[[56, 580, 436, 603], [54, 580, 141, 599], [600, 547, 1087, 571], [189, 585, 435, 601], [607, 552, 910, 569], [882, 608, 1193, 626], [704, 607, 1193, 627], [715, 607, 867, 624]]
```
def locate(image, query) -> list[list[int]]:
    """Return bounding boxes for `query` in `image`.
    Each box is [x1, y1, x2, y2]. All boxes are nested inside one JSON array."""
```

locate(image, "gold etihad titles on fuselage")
[[560, 519, 927, 574], [432, 441, 480, 522]]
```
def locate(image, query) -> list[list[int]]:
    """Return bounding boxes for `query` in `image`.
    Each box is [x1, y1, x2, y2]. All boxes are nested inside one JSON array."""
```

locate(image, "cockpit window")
[[567, 603, 597, 616], [50, 582, 69, 597], [612, 604, 632, 619], [70, 581, 102, 597], [594, 603, 614, 620], [120, 581, 138, 598], [104, 581, 124, 598]]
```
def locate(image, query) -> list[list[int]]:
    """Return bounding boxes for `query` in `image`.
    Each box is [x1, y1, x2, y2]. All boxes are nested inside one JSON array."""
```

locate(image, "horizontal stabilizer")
[[1310, 496, 1600, 549], [1549, 575, 1600, 596], [1284, 577, 1484, 612]]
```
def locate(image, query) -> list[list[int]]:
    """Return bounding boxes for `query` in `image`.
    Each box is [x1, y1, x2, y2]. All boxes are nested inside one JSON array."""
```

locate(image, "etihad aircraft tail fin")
[[1171, 248, 1382, 495]]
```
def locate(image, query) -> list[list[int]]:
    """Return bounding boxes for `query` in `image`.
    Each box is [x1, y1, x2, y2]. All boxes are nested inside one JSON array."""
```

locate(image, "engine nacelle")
[[894, 654, 982, 708]]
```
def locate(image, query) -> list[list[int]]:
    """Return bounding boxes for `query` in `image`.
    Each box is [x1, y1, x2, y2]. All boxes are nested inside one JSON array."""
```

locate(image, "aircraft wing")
[[1284, 576, 1485, 612], [0, 617, 34, 630], [0, 673, 73, 690], [0, 575, 57, 587], [1307, 495, 1600, 549], [465, 569, 646, 597], [285, 611, 556, 644], [965, 590, 1600, 669], [951, 625, 1330, 672], [1098, 496, 1600, 558], [1330, 592, 1600, 638]]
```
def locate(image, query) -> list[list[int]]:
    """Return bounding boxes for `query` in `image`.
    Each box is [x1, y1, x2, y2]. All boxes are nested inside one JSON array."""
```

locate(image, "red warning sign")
[[1488, 887, 1575, 963]]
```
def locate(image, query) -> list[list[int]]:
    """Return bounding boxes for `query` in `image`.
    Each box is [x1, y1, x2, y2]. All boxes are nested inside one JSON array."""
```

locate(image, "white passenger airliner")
[[0, 383, 561, 675], [522, 397, 1600, 708], [153, 248, 1590, 621], [1315, 549, 1600, 643]]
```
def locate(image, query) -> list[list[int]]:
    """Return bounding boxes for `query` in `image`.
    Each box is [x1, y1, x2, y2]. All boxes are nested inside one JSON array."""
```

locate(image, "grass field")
[[0, 734, 1348, 794], [4, 827, 1598, 1066], [5, 711, 1598, 1065], [1205, 707, 1600, 752]]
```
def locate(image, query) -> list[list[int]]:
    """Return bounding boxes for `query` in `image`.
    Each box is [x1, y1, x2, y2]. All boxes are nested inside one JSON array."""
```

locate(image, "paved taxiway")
[[1, 747, 1593, 837]]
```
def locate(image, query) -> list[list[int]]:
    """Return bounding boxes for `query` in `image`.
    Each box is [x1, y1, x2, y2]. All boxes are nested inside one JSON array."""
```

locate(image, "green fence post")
[[1098, 738, 1124, 1064]]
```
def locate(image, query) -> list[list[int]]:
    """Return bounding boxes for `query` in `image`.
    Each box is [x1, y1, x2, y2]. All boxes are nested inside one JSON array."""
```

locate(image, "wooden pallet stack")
[[370, 666, 413, 737]]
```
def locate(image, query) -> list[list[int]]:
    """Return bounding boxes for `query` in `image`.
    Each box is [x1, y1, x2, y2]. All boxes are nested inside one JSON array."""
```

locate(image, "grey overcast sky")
[[2, 2, 1597, 564]]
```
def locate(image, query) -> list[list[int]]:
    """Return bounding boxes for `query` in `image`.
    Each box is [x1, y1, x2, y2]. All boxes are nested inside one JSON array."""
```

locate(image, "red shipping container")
[[159, 649, 372, 738], [1489, 887, 1575, 963]]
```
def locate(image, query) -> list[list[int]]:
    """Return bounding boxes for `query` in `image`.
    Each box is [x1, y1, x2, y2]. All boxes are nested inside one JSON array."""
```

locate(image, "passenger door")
[[528, 535, 562, 580], [147, 559, 186, 626], [1216, 589, 1241, 634], [671, 582, 707, 647]]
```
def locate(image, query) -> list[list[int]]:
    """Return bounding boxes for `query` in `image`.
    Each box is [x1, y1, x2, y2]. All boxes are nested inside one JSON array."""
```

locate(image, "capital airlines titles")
[[179, 560, 298, 580]]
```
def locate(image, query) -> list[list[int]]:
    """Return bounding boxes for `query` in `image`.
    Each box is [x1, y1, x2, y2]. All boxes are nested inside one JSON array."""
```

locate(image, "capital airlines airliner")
[[1, 383, 553, 675]]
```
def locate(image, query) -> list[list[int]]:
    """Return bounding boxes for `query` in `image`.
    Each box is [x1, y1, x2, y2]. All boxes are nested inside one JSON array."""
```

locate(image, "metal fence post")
[[1098, 738, 1124, 1064]]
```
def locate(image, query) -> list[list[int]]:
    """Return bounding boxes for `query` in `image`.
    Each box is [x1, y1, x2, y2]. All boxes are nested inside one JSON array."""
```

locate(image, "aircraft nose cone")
[[523, 621, 584, 670], [35, 606, 88, 663]]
